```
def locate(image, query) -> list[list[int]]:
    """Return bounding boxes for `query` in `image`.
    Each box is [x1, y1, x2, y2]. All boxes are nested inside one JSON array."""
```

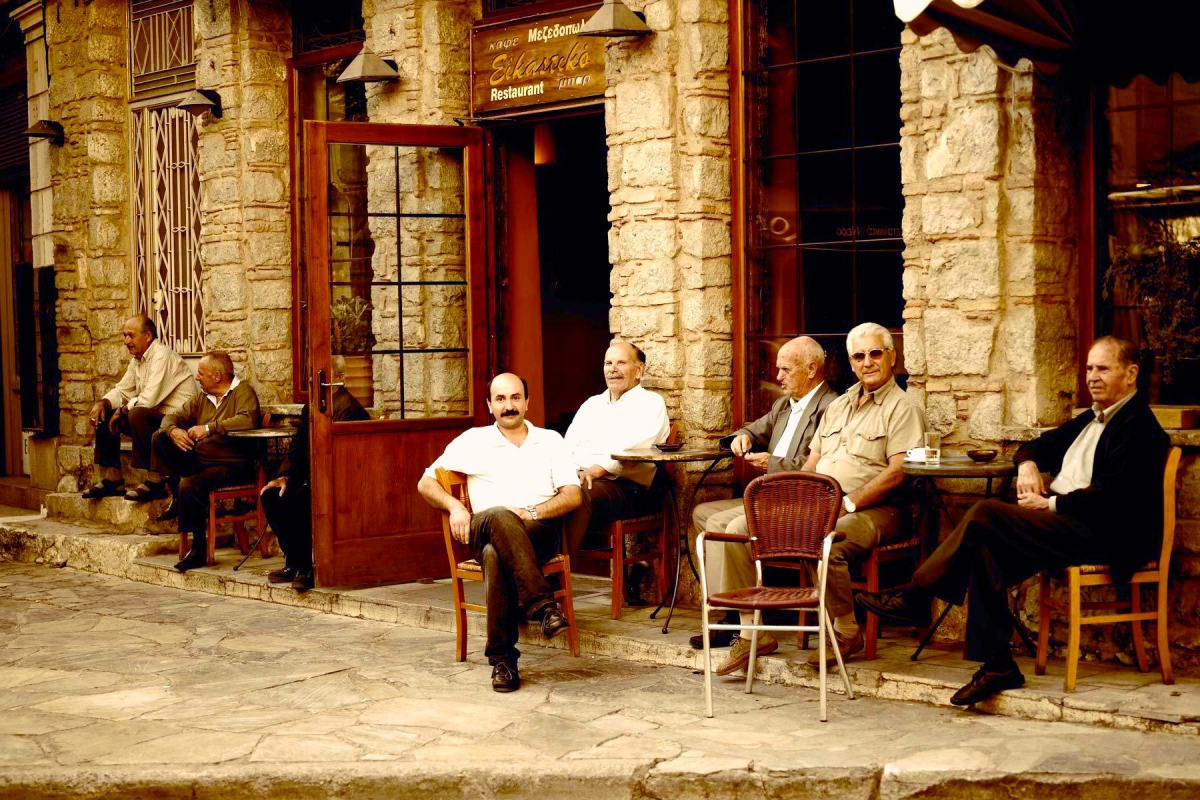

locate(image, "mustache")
[[500, 409, 520, 417]]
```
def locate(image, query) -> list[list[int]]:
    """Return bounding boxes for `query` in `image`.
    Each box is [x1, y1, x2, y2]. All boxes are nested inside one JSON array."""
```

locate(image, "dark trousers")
[[562, 477, 655, 564], [469, 508, 558, 666], [150, 430, 251, 543], [260, 481, 312, 572], [94, 406, 163, 471], [914, 499, 1107, 667]]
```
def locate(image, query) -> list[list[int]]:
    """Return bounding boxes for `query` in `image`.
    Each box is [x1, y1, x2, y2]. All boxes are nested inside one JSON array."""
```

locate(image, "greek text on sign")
[[472, 7, 606, 115]]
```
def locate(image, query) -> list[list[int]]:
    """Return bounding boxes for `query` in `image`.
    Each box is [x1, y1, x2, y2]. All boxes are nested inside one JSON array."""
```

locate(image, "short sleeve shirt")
[[423, 422, 581, 514], [809, 378, 926, 495]]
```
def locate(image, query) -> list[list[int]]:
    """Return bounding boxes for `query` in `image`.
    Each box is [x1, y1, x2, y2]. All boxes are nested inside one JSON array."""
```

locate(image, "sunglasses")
[[850, 349, 887, 363]]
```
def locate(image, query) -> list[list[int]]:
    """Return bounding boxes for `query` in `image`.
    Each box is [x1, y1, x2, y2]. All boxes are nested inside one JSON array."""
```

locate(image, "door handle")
[[316, 369, 344, 413]]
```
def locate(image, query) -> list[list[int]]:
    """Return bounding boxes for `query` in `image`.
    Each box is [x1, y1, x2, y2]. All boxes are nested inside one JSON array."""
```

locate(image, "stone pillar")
[[196, 0, 293, 403], [900, 27, 1078, 449]]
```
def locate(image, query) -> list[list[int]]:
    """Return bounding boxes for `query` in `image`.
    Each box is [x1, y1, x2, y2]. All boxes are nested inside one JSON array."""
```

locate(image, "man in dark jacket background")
[[858, 335, 1170, 707]]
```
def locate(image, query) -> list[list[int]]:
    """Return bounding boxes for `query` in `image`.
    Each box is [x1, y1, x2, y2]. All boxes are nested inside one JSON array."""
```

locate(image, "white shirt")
[[102, 339, 196, 415], [424, 422, 581, 514], [770, 381, 825, 458], [564, 383, 670, 487], [1048, 391, 1136, 512], [203, 375, 241, 408]]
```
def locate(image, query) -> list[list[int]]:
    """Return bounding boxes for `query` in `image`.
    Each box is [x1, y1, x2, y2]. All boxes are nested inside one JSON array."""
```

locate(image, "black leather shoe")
[[125, 482, 168, 502], [689, 629, 737, 650], [292, 571, 314, 593], [540, 606, 570, 640], [81, 480, 124, 499], [174, 548, 207, 573], [950, 664, 1025, 706], [491, 661, 520, 693], [156, 500, 179, 522], [856, 589, 932, 627], [267, 567, 297, 584]]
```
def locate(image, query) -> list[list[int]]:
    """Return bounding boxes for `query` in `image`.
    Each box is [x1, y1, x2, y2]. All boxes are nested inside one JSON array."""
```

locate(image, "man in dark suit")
[[691, 335, 837, 650], [260, 376, 370, 593], [859, 335, 1171, 707]]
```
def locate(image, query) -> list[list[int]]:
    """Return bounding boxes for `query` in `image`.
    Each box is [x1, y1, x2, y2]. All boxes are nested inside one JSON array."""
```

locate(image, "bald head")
[[776, 336, 825, 400]]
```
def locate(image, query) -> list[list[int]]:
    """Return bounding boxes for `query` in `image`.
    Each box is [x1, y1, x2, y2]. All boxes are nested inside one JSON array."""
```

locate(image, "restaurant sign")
[[471, 7, 606, 116]]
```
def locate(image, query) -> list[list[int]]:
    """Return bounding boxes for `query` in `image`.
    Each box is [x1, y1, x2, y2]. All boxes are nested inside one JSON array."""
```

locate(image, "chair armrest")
[[704, 531, 752, 544], [827, 531, 846, 543]]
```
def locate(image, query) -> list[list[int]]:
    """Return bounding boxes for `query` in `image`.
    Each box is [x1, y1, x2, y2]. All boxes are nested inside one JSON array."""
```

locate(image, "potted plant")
[[330, 295, 376, 405], [1105, 224, 1200, 405]]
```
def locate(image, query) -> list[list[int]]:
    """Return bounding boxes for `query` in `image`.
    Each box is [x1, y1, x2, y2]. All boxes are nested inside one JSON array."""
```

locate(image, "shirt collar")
[[135, 339, 161, 363], [205, 375, 240, 404], [850, 376, 898, 406], [607, 383, 643, 405], [1092, 389, 1136, 425], [788, 381, 824, 412]]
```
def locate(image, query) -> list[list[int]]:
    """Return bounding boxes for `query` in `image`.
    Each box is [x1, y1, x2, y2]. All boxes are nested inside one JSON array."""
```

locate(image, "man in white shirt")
[[418, 373, 582, 693], [859, 336, 1171, 707], [561, 341, 670, 567], [691, 335, 837, 650], [82, 315, 196, 500]]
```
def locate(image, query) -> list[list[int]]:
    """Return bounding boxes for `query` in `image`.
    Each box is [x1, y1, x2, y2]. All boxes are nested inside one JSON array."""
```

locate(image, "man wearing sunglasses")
[[710, 322, 925, 675]]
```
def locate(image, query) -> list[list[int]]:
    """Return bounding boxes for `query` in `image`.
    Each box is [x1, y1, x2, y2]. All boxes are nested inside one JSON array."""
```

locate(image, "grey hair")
[[783, 336, 825, 368], [203, 351, 235, 379], [846, 322, 895, 355]]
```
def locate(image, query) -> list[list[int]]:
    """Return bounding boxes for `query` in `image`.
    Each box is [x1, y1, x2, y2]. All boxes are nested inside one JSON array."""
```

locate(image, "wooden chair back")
[[742, 472, 842, 563], [1157, 446, 1183, 572], [436, 468, 473, 570]]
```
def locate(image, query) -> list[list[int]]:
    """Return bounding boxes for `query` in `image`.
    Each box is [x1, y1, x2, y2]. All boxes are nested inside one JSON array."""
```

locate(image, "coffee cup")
[[906, 447, 927, 462]]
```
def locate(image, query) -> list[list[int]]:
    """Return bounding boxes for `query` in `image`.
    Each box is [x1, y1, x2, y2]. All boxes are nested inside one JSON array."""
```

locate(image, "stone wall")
[[20, 0, 132, 490], [196, 0, 294, 404]]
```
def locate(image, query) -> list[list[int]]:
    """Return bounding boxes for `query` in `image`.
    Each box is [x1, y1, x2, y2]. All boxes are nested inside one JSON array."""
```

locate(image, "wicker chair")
[[1035, 446, 1182, 692], [436, 468, 580, 661], [697, 471, 855, 721]]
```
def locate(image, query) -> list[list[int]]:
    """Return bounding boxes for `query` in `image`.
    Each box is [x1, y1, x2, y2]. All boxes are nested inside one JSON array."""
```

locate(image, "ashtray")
[[654, 442, 684, 452], [967, 449, 998, 462]]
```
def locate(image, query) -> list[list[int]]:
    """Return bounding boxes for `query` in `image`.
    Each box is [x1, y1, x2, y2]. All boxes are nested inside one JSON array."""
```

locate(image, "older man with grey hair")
[[709, 323, 925, 676]]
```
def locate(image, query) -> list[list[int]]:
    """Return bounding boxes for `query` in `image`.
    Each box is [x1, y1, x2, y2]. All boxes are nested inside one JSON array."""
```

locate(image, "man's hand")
[[1016, 461, 1046, 497], [508, 506, 534, 523], [449, 507, 471, 543], [743, 452, 770, 471], [262, 475, 288, 498], [1018, 491, 1051, 511], [730, 433, 754, 457], [88, 400, 110, 430], [106, 407, 124, 436], [577, 465, 608, 490], [168, 427, 195, 451], [187, 424, 208, 442]]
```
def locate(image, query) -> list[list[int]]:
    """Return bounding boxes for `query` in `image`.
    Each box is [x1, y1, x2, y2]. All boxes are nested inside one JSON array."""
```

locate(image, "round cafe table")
[[611, 445, 733, 633]]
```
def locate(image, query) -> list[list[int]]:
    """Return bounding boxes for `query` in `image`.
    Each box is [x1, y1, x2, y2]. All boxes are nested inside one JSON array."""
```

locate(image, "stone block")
[[925, 103, 1000, 179], [202, 240, 242, 268], [680, 156, 730, 201], [685, 23, 728, 73], [86, 33, 123, 63], [679, 219, 730, 260], [621, 139, 675, 188], [614, 78, 672, 133], [249, 232, 290, 268], [252, 349, 292, 384], [91, 167, 127, 205], [681, 290, 730, 335], [626, 261, 678, 294], [967, 392, 1005, 442], [251, 279, 293, 310], [210, 269, 248, 313], [919, 60, 951, 100], [923, 308, 995, 376], [679, 0, 728, 23], [86, 131, 125, 165], [243, 171, 286, 204], [206, 177, 240, 206], [619, 306, 664, 339], [682, 96, 730, 139], [244, 129, 290, 164], [687, 340, 732, 378], [251, 310, 291, 346], [643, 0, 673, 31], [94, 344, 126, 378], [1180, 456, 1200, 522], [924, 392, 956, 435], [244, 86, 286, 121], [46, 493, 175, 535], [920, 192, 982, 235], [88, 216, 123, 251], [901, 318, 925, 376], [960, 51, 1000, 95], [927, 239, 1000, 300], [680, 387, 731, 434], [618, 220, 678, 261]]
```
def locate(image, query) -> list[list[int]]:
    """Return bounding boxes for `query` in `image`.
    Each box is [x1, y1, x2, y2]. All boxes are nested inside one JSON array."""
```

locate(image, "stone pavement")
[[2, 563, 1200, 799]]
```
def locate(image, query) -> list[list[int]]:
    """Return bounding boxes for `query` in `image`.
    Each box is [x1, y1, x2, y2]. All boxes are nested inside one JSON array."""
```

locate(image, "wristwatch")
[[525, 505, 539, 521], [205, 424, 211, 436], [842, 496, 856, 514]]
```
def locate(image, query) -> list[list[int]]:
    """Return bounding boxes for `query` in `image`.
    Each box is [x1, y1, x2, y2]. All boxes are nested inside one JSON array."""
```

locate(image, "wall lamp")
[[177, 89, 222, 118], [25, 120, 64, 146], [579, 0, 652, 37], [337, 45, 400, 84]]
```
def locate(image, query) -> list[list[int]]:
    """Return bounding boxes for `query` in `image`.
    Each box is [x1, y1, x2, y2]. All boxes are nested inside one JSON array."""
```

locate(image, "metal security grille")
[[130, 0, 196, 100], [132, 105, 204, 355]]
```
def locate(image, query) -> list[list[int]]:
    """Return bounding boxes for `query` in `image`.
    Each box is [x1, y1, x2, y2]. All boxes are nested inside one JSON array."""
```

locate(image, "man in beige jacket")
[[83, 315, 196, 500]]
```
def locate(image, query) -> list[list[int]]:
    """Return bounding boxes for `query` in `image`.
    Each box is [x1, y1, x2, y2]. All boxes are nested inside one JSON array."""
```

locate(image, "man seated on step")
[[707, 322, 925, 676], [150, 351, 260, 573], [417, 373, 581, 693], [260, 357, 369, 593], [82, 315, 196, 501], [691, 335, 836, 651], [858, 335, 1170, 708], [561, 340, 670, 595]]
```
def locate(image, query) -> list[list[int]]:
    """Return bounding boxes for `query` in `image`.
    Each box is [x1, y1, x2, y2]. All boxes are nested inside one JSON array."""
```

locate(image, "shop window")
[[741, 0, 904, 419], [131, 104, 204, 355], [130, 0, 196, 101], [293, 4, 364, 56], [1098, 74, 1200, 404]]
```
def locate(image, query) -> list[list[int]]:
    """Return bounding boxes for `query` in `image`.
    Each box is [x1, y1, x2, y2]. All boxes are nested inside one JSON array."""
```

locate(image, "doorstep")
[[1, 513, 1198, 735]]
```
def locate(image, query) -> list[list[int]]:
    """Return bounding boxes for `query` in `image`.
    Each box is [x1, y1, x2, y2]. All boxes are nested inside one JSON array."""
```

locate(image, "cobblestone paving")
[[2, 563, 1200, 798]]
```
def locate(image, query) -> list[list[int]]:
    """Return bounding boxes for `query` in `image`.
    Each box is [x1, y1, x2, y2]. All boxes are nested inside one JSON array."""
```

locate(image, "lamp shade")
[[579, 0, 652, 37], [337, 46, 400, 83], [25, 120, 64, 146], [177, 89, 222, 118]]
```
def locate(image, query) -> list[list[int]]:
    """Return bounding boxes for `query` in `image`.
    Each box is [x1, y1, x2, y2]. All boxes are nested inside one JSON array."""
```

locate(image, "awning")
[[894, 0, 1200, 84]]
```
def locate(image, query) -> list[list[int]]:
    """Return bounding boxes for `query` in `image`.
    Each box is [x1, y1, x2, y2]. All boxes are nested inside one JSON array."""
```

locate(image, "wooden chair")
[[850, 507, 923, 659], [1035, 447, 1182, 692], [697, 472, 855, 721], [435, 468, 581, 661], [579, 423, 678, 620], [178, 464, 268, 567]]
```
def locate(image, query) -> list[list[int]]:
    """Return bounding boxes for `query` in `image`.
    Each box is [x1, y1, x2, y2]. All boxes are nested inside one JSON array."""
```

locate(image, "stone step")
[[45, 492, 176, 535], [0, 476, 48, 511], [1, 515, 1198, 737]]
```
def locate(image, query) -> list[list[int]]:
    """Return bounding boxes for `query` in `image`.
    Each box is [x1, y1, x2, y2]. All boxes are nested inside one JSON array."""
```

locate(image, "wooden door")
[[305, 121, 488, 587]]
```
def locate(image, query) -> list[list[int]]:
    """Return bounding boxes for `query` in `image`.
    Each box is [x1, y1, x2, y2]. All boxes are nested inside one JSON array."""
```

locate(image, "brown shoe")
[[807, 629, 864, 667], [715, 632, 778, 676]]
